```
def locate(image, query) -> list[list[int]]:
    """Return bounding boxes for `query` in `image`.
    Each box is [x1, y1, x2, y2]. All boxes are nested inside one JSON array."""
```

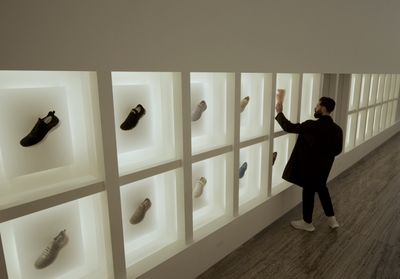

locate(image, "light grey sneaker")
[[35, 229, 69, 269], [193, 177, 207, 198], [130, 198, 152, 224], [328, 216, 339, 229], [191, 100, 207, 121], [290, 220, 315, 232], [240, 96, 250, 112]]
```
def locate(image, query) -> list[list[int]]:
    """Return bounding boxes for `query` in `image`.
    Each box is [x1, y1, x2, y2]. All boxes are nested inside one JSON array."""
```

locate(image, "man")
[[275, 93, 343, 232]]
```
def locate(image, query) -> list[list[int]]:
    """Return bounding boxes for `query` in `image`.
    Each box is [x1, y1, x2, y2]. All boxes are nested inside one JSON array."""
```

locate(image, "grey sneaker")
[[191, 100, 207, 121], [240, 96, 250, 112], [34, 230, 69, 269], [328, 216, 339, 229], [193, 177, 207, 198], [130, 198, 152, 224]]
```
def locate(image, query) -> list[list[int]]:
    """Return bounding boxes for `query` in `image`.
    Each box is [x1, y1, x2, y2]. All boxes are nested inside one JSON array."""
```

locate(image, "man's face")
[[314, 102, 323, 118]]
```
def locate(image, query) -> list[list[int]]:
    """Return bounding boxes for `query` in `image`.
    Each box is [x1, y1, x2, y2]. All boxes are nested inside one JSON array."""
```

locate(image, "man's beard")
[[314, 111, 322, 118]]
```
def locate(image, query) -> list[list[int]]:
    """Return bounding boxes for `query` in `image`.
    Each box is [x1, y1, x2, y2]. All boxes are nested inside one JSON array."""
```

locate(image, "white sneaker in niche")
[[240, 96, 250, 113], [191, 100, 207, 121], [193, 177, 207, 198]]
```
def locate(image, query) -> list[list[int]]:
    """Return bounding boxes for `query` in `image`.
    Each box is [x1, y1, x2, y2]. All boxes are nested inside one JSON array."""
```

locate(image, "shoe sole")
[[291, 222, 315, 232]]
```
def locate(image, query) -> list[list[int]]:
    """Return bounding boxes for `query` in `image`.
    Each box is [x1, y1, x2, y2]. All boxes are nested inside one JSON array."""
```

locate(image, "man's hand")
[[275, 102, 283, 114], [276, 89, 285, 103], [275, 89, 285, 114]]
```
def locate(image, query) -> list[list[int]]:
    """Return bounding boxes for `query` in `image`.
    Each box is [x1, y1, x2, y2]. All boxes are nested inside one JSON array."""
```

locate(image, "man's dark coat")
[[275, 112, 343, 189]]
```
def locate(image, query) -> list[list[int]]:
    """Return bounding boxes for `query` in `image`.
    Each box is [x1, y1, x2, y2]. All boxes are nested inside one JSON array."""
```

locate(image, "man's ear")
[[321, 106, 328, 114]]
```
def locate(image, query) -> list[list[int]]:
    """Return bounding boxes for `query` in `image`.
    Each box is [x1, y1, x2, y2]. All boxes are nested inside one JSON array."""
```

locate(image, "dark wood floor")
[[199, 132, 400, 279]]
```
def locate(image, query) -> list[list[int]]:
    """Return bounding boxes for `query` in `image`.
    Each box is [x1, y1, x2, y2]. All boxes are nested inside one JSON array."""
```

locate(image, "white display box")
[[0, 71, 103, 208], [272, 135, 294, 190], [192, 154, 227, 232], [238, 143, 267, 210], [240, 73, 272, 141], [355, 109, 367, 146], [373, 105, 382, 136], [391, 101, 398, 124], [395, 75, 400, 99], [389, 74, 396, 100], [383, 74, 391, 102], [191, 73, 234, 154], [368, 74, 379, 106], [120, 171, 178, 268], [376, 74, 385, 104], [349, 74, 361, 111], [300, 74, 321, 122], [385, 102, 393, 128], [345, 113, 357, 152], [274, 74, 300, 132], [365, 107, 375, 140], [379, 103, 388, 131], [359, 74, 370, 109], [111, 72, 180, 176], [0, 194, 111, 279]]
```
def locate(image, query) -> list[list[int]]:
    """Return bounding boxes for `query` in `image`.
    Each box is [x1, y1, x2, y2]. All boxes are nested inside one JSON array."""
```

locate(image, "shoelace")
[[41, 244, 56, 258]]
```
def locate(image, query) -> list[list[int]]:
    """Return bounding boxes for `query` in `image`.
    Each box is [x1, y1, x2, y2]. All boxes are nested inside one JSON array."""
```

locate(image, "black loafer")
[[20, 111, 60, 147], [120, 104, 146, 130]]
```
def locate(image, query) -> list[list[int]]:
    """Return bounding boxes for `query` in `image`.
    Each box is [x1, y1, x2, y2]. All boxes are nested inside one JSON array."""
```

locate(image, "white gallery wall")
[[0, 0, 400, 72]]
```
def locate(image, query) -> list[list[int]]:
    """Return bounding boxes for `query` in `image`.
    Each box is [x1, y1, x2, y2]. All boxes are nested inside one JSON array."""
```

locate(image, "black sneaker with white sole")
[[120, 104, 146, 130], [20, 111, 59, 147]]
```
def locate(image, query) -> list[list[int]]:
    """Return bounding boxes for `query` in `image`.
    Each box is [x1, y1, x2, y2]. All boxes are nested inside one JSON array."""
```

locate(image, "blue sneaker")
[[239, 162, 247, 179]]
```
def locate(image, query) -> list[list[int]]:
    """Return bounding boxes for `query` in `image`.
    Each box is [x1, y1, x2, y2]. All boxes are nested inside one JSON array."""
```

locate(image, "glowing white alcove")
[[112, 72, 179, 176], [395, 75, 400, 99], [191, 73, 233, 154], [192, 155, 227, 232], [274, 74, 300, 132], [0, 71, 103, 208], [373, 105, 382, 136], [368, 74, 379, 106], [380, 103, 388, 131], [345, 113, 357, 152], [120, 171, 178, 267], [0, 194, 111, 279], [360, 74, 371, 109], [383, 74, 391, 102], [385, 102, 393, 128], [238, 143, 266, 208], [376, 74, 385, 104], [355, 110, 367, 146], [272, 135, 294, 190], [300, 74, 321, 122], [240, 73, 272, 141], [365, 107, 375, 140], [391, 101, 398, 124], [349, 74, 362, 111], [389, 74, 396, 100]]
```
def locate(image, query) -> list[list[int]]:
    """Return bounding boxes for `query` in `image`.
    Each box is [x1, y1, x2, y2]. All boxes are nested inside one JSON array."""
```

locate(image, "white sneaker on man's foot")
[[327, 216, 339, 229], [290, 220, 315, 232]]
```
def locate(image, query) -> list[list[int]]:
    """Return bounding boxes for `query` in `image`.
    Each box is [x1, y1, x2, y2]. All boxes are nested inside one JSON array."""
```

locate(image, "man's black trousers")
[[302, 185, 334, 223]]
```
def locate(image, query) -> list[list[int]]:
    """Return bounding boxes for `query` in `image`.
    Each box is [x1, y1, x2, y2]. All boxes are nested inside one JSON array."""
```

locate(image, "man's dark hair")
[[319, 97, 336, 113]]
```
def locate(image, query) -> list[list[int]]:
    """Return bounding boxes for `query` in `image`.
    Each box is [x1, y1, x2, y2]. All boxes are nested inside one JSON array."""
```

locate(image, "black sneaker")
[[120, 104, 146, 130], [272, 152, 278, 166], [20, 111, 60, 147]]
